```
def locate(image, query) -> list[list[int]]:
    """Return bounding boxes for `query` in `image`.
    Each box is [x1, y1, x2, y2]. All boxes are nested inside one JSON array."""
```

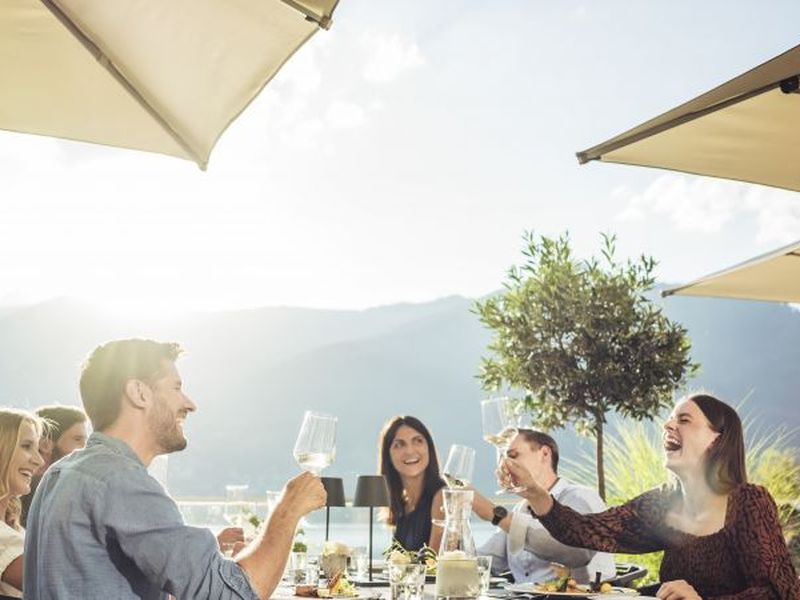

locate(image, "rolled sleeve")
[[510, 510, 593, 567], [507, 511, 530, 556], [99, 470, 260, 600]]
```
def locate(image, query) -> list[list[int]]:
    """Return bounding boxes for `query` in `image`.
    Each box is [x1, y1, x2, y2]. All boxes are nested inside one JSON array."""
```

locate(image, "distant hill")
[[0, 291, 797, 496]]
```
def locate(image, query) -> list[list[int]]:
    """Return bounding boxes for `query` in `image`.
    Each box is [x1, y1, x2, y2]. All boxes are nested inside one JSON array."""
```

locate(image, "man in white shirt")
[[472, 430, 615, 584]]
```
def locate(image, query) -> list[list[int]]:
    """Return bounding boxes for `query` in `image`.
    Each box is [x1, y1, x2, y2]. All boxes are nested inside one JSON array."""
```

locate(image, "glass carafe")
[[435, 489, 479, 599]]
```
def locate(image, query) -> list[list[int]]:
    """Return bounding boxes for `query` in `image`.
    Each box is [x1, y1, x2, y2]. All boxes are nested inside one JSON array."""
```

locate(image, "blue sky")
[[2, 1, 799, 311]]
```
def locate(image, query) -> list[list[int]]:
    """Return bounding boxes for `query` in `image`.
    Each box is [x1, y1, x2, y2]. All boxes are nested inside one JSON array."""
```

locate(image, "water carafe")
[[435, 489, 479, 599]]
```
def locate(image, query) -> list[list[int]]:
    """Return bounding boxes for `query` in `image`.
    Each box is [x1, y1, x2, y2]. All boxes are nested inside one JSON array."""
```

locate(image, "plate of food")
[[297, 573, 360, 598], [506, 582, 638, 597]]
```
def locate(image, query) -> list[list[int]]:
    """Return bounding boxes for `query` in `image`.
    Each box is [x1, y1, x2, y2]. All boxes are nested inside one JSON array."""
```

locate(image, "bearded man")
[[25, 338, 325, 600]]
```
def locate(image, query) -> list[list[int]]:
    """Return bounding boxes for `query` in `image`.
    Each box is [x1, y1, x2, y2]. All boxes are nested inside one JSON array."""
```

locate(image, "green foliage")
[[293, 528, 307, 553], [475, 232, 697, 495], [563, 413, 800, 583]]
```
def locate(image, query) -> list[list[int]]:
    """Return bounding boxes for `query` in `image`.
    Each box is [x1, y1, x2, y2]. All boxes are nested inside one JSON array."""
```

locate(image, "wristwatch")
[[491, 505, 508, 526]]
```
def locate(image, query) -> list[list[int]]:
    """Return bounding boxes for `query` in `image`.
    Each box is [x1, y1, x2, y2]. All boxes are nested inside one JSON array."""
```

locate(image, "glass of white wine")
[[293, 411, 337, 475], [442, 444, 476, 489], [480, 397, 522, 493]]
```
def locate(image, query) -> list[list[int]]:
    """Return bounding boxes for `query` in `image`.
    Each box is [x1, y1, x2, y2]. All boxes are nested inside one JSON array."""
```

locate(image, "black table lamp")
[[321, 477, 346, 541], [353, 475, 390, 584]]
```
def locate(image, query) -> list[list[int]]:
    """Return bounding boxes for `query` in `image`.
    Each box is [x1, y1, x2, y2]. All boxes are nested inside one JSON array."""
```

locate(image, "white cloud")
[[361, 32, 425, 83], [615, 175, 800, 244]]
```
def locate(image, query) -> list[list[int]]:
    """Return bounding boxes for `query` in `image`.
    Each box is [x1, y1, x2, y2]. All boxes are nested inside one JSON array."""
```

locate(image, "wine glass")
[[481, 397, 523, 493], [293, 411, 337, 475], [433, 444, 476, 527], [442, 444, 476, 489]]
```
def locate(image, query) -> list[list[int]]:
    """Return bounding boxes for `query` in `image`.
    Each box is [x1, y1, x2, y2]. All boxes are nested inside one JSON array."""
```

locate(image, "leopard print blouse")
[[539, 483, 800, 599]]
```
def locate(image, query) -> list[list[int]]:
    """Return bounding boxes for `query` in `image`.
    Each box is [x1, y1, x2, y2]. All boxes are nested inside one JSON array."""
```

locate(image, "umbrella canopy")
[[0, 0, 338, 169], [577, 43, 800, 192], [662, 239, 800, 303]]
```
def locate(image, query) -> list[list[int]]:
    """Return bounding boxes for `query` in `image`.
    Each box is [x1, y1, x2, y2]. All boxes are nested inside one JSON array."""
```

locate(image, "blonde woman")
[[0, 409, 45, 598]]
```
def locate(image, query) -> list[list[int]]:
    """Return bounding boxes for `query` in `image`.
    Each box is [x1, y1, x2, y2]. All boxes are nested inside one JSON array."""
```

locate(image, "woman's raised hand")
[[503, 457, 554, 516]]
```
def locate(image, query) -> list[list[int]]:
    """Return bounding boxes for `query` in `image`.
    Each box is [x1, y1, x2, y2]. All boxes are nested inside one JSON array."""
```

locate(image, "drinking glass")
[[224, 484, 255, 528], [476, 556, 493, 596], [289, 551, 309, 584], [305, 556, 320, 586], [350, 546, 369, 580], [442, 444, 476, 489], [389, 562, 425, 600], [480, 397, 523, 493], [293, 411, 337, 474]]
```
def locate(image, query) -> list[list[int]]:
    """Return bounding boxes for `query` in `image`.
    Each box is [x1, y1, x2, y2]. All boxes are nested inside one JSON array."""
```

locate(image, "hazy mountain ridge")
[[0, 292, 797, 496]]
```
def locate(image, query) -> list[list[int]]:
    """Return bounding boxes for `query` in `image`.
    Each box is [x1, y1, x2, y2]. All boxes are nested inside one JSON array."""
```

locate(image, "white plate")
[[506, 583, 638, 597], [590, 597, 655, 600]]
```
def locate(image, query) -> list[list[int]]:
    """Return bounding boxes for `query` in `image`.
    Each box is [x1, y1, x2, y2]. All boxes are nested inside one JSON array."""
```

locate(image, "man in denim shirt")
[[25, 338, 326, 599]]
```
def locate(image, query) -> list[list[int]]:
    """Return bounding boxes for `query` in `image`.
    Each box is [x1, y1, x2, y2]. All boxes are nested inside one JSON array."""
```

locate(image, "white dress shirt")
[[477, 478, 615, 584]]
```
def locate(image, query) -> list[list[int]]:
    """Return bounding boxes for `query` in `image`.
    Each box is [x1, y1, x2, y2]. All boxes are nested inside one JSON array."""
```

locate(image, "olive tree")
[[475, 232, 697, 498]]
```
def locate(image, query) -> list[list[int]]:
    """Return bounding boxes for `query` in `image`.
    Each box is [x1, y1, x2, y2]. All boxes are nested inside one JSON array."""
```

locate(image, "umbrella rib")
[[662, 241, 800, 298], [279, 0, 338, 30], [576, 80, 785, 164], [39, 0, 206, 168]]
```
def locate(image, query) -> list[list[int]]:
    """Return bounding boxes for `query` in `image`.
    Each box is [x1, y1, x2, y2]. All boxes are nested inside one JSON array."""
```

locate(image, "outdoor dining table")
[[269, 583, 412, 600]]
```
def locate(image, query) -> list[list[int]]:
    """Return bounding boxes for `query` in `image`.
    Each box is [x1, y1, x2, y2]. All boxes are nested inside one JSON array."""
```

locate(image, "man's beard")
[[148, 398, 188, 454]]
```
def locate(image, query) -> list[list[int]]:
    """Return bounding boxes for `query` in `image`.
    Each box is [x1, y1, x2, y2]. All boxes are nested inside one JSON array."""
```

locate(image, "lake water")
[[177, 499, 500, 558]]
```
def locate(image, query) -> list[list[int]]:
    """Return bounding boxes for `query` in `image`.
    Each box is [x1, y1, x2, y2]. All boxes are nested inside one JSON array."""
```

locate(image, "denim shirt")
[[24, 432, 260, 600], [478, 478, 615, 584]]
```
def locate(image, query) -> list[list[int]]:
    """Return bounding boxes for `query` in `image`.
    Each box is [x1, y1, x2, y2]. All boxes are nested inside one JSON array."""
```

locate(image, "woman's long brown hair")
[[378, 415, 443, 525], [690, 394, 747, 494]]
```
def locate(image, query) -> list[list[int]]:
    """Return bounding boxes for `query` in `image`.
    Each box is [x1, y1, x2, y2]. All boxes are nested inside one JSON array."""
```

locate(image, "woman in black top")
[[378, 416, 445, 552]]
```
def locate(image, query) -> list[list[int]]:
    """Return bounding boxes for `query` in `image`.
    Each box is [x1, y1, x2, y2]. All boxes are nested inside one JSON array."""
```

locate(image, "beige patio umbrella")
[[0, 0, 339, 169], [577, 43, 800, 192], [662, 239, 800, 303]]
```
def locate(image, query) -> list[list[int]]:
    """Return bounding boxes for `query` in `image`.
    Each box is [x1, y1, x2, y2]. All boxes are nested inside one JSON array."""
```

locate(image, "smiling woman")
[[378, 415, 446, 553], [0, 409, 45, 599], [511, 394, 800, 599]]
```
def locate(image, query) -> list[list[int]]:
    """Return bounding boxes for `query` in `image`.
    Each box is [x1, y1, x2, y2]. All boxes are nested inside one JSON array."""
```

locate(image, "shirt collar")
[[87, 431, 145, 467], [549, 477, 567, 497]]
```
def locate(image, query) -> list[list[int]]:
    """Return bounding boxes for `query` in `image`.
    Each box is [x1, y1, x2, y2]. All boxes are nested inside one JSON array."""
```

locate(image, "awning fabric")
[[577, 44, 800, 192], [0, 0, 339, 168], [662, 239, 800, 304]]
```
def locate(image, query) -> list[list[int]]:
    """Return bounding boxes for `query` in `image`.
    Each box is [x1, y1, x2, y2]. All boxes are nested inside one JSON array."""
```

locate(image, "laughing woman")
[[378, 416, 446, 553], [506, 394, 800, 600], [0, 409, 45, 598]]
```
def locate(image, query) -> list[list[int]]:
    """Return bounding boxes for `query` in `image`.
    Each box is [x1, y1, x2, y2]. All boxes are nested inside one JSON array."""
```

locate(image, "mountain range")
[[0, 290, 797, 497]]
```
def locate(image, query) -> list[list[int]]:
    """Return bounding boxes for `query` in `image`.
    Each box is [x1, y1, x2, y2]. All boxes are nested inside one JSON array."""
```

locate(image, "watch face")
[[492, 505, 508, 524]]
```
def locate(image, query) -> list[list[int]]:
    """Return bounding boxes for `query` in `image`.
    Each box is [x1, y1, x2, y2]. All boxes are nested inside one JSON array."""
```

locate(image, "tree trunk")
[[596, 414, 605, 501]]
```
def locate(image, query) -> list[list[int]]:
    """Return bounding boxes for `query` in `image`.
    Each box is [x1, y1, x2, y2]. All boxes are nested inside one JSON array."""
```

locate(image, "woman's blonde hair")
[[0, 408, 43, 530]]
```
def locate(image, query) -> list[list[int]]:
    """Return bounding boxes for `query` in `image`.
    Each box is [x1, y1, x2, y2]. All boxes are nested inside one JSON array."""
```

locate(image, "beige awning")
[[0, 0, 339, 169], [577, 44, 800, 192], [662, 239, 800, 303]]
